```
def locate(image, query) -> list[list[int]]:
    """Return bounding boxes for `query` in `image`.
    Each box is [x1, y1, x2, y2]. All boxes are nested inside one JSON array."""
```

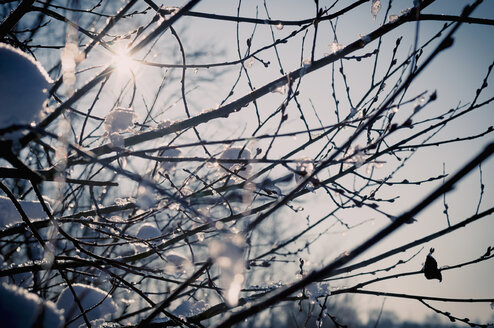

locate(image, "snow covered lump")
[[0, 282, 64, 328], [0, 43, 52, 139], [56, 283, 118, 328], [103, 107, 137, 148]]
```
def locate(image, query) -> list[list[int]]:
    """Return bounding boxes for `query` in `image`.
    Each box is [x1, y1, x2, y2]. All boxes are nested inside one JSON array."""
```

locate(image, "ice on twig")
[[246, 57, 255, 68], [387, 14, 399, 23], [56, 283, 118, 328], [157, 120, 172, 129], [108, 133, 125, 148], [103, 107, 137, 148], [360, 34, 371, 45], [400, 8, 412, 16], [347, 146, 367, 168], [329, 41, 344, 54], [294, 158, 316, 191], [349, 106, 364, 120], [271, 84, 286, 95]]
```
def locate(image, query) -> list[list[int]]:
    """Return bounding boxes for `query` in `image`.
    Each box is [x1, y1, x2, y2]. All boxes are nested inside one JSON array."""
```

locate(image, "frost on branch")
[[388, 14, 399, 23], [329, 41, 344, 54], [0, 43, 52, 139], [0, 282, 64, 328], [209, 234, 246, 306], [56, 283, 118, 328], [346, 146, 367, 168], [294, 158, 317, 191], [271, 84, 287, 95]]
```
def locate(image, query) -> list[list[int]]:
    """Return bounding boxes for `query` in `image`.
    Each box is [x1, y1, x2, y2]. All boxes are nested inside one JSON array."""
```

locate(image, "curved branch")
[[0, 0, 35, 39]]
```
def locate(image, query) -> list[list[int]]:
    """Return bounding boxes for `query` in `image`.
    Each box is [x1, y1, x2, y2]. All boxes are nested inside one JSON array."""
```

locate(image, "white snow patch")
[[387, 14, 399, 23], [157, 120, 172, 129], [103, 107, 136, 138], [0, 282, 64, 328], [56, 283, 118, 328], [329, 41, 344, 54]]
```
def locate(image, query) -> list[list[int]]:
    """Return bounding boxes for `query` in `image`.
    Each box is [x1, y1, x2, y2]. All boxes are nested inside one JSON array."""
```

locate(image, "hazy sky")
[[169, 0, 494, 324], [71, 0, 494, 324]]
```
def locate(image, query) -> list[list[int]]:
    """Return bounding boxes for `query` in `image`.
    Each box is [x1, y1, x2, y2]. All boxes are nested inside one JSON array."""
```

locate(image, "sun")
[[110, 45, 138, 76]]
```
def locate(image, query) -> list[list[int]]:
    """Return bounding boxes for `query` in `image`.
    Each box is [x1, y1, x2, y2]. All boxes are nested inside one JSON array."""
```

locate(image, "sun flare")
[[111, 46, 138, 76]]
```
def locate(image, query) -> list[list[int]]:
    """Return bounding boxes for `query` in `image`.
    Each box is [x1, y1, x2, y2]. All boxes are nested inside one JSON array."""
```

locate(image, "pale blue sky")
[[166, 0, 494, 324]]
